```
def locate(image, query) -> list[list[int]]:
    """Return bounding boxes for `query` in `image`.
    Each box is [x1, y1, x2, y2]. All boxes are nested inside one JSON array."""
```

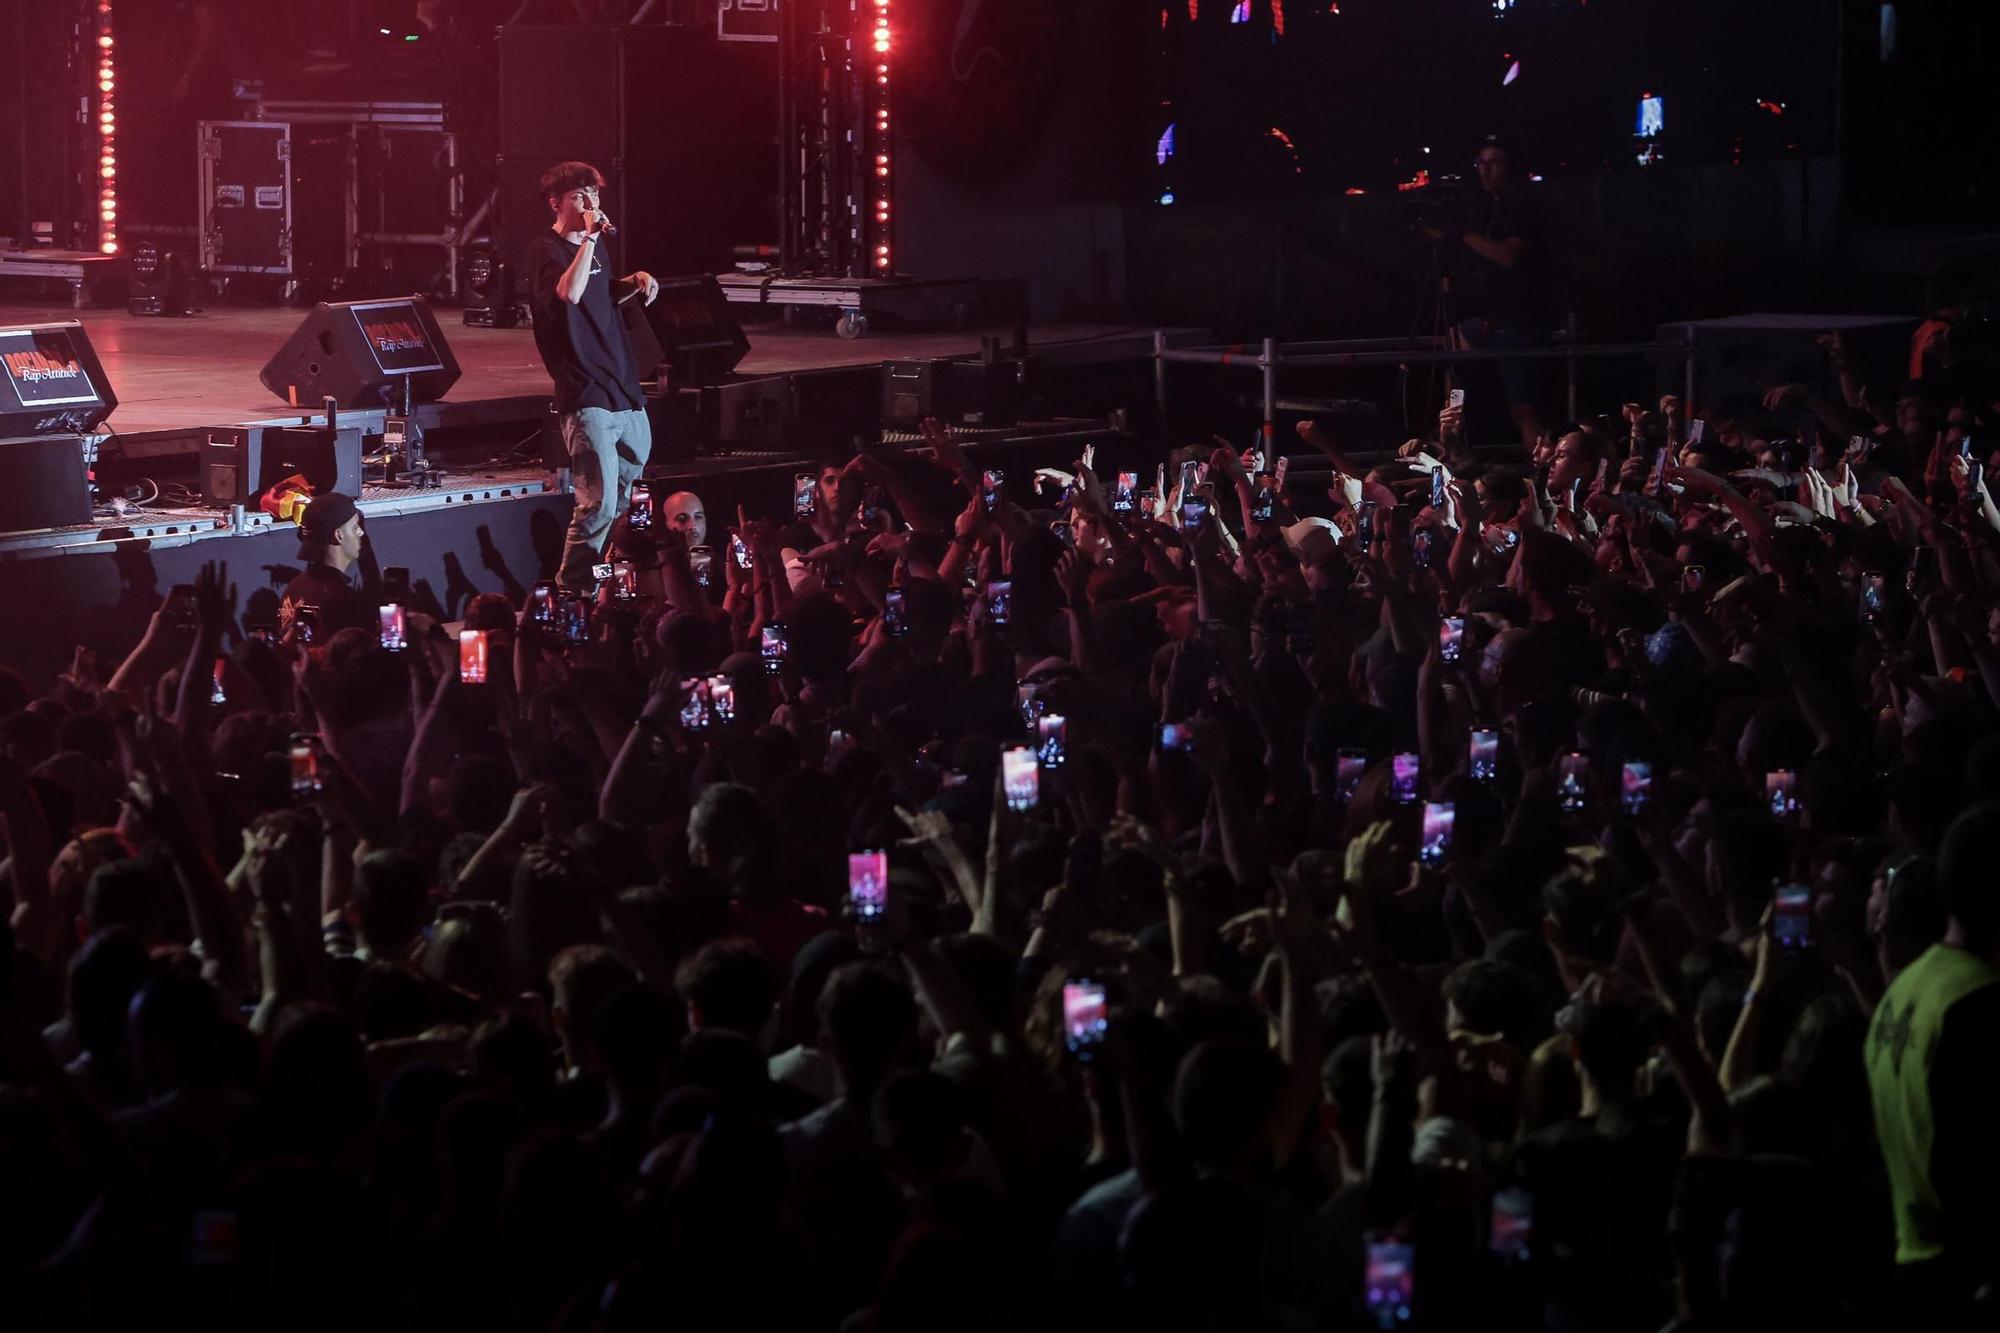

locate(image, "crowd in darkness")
[[8, 299, 2000, 1332]]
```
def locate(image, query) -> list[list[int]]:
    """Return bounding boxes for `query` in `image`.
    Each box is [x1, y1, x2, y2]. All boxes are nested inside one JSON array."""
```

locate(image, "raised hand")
[[1106, 813, 1179, 876], [1268, 865, 1322, 960], [192, 560, 238, 637], [894, 804, 957, 852], [953, 493, 988, 543], [920, 416, 968, 477], [1664, 464, 1726, 498], [1055, 551, 1091, 607]]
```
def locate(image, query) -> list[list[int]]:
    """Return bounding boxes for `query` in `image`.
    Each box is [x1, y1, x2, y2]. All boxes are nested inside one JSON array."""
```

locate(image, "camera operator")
[[1421, 136, 1549, 452]]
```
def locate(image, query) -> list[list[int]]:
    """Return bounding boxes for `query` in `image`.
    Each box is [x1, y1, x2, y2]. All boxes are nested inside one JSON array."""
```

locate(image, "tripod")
[[1402, 232, 1461, 440]]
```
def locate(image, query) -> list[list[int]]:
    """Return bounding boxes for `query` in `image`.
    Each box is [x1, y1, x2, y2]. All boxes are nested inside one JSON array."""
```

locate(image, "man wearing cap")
[[280, 491, 371, 637]]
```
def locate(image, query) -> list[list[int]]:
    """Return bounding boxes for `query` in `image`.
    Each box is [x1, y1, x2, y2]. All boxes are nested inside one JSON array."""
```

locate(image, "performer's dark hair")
[[539, 161, 605, 204]]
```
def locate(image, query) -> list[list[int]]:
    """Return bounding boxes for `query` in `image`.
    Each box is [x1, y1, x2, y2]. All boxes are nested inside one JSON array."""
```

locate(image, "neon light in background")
[[1157, 123, 1176, 166]]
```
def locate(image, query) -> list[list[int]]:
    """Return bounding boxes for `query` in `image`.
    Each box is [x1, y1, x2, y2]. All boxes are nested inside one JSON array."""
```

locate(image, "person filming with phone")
[[1421, 136, 1550, 452], [527, 161, 662, 591]]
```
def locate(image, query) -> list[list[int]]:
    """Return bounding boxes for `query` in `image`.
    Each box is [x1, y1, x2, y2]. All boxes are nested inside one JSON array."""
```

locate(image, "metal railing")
[[1153, 327, 1699, 436]]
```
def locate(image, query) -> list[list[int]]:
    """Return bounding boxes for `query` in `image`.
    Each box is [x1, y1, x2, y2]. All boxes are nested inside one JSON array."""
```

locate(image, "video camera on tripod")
[[1403, 179, 1466, 241]]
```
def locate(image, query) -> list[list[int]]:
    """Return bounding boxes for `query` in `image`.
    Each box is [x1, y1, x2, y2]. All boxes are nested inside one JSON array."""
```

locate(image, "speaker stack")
[[620, 275, 751, 387]]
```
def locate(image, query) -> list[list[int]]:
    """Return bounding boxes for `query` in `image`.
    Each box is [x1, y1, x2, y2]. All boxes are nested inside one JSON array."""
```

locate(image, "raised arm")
[[1295, 418, 1367, 482], [0, 756, 57, 963], [172, 561, 237, 750], [399, 668, 459, 819], [1188, 718, 1265, 895]]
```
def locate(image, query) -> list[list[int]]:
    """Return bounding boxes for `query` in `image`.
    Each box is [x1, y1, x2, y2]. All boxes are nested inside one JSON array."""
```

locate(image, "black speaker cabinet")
[[881, 357, 1021, 427], [0, 321, 117, 437], [258, 297, 461, 409], [882, 359, 951, 427], [201, 425, 363, 505], [626, 275, 750, 386], [620, 298, 667, 386], [0, 435, 92, 533]]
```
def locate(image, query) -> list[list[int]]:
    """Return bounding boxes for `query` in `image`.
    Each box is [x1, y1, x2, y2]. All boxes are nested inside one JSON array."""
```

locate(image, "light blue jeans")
[[558, 405, 652, 589]]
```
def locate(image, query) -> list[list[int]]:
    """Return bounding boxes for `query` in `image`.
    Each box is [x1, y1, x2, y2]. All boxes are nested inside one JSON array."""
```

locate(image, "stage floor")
[[0, 300, 1155, 437]]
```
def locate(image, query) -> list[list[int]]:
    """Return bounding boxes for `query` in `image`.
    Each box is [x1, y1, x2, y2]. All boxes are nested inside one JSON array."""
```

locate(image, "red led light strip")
[[95, 1, 117, 253], [870, 0, 892, 272]]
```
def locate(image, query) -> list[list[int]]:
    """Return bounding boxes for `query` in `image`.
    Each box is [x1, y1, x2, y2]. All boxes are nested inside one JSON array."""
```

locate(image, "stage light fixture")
[[95, 1, 117, 254], [866, 0, 894, 276], [128, 242, 196, 316], [461, 245, 524, 329]]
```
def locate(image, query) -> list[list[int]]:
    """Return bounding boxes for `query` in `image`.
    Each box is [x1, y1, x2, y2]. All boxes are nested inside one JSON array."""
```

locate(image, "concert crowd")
[[5, 317, 2000, 1333]]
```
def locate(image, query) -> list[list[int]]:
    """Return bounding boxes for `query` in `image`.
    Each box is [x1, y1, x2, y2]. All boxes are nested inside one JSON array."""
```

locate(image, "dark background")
[[3, 0, 1997, 335]]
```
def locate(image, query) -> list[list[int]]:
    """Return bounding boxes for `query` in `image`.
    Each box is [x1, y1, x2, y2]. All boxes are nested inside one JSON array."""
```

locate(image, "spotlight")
[[461, 245, 525, 328], [128, 242, 197, 316]]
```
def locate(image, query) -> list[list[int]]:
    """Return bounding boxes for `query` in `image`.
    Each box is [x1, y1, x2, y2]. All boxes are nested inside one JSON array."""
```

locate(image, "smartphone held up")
[[1063, 979, 1108, 1059], [848, 850, 889, 924], [288, 735, 324, 799], [1002, 746, 1039, 811], [458, 629, 489, 684], [1364, 1234, 1415, 1328]]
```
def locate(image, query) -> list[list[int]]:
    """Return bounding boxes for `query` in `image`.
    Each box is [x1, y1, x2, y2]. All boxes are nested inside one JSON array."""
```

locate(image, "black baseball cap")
[[297, 491, 360, 558]]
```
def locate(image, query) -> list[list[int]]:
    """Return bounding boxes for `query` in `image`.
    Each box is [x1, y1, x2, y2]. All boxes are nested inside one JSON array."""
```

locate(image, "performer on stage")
[[526, 162, 662, 590]]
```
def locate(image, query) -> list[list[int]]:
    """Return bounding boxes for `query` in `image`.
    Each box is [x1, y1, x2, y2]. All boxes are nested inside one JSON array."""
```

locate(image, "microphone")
[[591, 210, 617, 237]]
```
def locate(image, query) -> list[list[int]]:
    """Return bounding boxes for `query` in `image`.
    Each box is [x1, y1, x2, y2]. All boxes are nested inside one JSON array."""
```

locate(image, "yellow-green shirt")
[[1866, 942, 2000, 1263]]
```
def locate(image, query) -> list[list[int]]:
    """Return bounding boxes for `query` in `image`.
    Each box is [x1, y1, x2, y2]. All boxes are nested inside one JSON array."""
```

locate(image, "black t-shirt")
[[1457, 184, 1541, 329], [526, 231, 644, 414], [279, 561, 372, 637]]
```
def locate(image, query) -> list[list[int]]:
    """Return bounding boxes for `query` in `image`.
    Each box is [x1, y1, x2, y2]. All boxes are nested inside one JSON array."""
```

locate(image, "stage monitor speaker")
[[620, 298, 667, 387], [0, 321, 117, 436], [626, 276, 750, 386], [201, 425, 364, 505], [127, 244, 198, 316], [259, 297, 461, 409], [0, 435, 93, 533]]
